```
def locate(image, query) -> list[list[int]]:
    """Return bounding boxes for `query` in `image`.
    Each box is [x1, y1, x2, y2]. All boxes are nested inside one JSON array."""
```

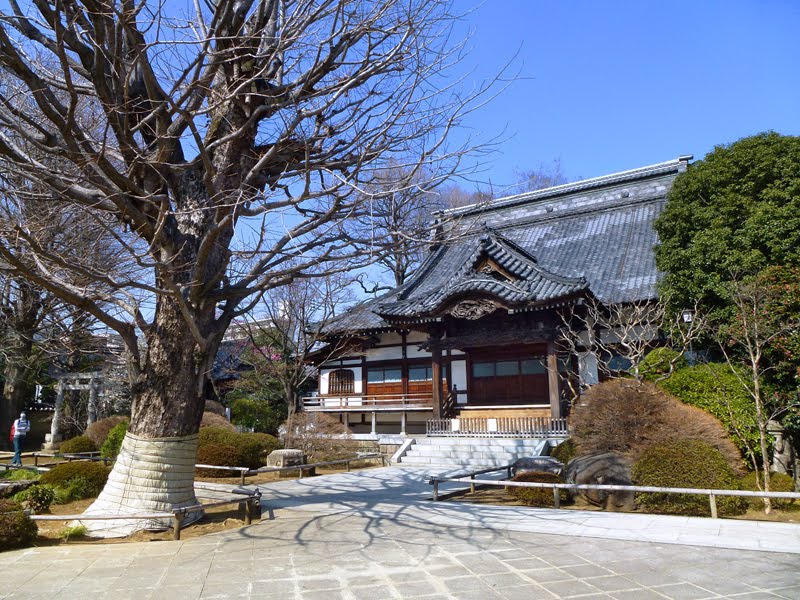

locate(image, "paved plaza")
[[2, 467, 800, 599]]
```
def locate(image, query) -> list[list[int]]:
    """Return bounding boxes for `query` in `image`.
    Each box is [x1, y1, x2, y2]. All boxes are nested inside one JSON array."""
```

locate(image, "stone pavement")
[[2, 466, 800, 600]]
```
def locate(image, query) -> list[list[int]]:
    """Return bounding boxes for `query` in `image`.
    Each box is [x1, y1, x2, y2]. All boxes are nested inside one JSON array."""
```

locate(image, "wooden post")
[[709, 493, 718, 519], [240, 470, 246, 486], [400, 412, 407, 436], [432, 480, 439, 501], [370, 411, 377, 435], [244, 499, 253, 525], [553, 487, 561, 508], [470, 474, 475, 494], [172, 513, 183, 540], [546, 341, 561, 420], [431, 345, 443, 420]]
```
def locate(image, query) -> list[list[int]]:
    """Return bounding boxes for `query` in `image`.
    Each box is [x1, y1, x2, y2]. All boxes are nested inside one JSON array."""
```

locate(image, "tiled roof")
[[324, 157, 688, 334]]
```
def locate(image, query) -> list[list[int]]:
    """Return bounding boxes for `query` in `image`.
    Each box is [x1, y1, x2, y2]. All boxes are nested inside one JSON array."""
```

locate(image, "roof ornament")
[[447, 298, 499, 320]]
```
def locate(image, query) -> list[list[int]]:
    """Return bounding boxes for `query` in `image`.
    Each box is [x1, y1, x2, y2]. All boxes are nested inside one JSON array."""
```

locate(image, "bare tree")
[[557, 296, 704, 401], [511, 158, 569, 194], [234, 271, 354, 417], [0, 0, 500, 534], [715, 273, 800, 513]]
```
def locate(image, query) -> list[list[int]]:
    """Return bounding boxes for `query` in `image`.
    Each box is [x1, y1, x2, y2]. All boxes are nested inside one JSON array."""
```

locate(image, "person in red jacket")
[[11, 412, 30, 466]]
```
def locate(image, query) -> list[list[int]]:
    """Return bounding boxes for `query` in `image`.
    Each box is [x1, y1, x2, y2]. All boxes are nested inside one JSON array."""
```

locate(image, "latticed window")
[[328, 369, 355, 394]]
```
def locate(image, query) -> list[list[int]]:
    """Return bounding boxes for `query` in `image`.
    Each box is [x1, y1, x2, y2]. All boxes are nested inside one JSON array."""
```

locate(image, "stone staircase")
[[396, 437, 550, 469]]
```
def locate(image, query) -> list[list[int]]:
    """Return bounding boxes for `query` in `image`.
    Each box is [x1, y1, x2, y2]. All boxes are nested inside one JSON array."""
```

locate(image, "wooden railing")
[[426, 417, 570, 438], [301, 393, 433, 411]]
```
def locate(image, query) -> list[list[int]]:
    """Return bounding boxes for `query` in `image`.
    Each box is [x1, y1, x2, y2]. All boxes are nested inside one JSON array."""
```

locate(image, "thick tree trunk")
[[81, 296, 217, 537]]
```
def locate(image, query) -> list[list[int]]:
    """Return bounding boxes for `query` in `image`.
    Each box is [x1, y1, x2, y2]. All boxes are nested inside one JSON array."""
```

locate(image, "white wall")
[[450, 359, 468, 403], [319, 367, 363, 395]]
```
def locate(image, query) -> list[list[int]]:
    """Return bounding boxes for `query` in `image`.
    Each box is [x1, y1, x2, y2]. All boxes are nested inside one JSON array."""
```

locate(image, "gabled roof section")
[[377, 228, 587, 320], [321, 157, 690, 335]]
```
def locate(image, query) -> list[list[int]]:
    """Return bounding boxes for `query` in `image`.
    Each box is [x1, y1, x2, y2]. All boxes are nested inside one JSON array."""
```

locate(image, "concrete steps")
[[398, 437, 549, 469]]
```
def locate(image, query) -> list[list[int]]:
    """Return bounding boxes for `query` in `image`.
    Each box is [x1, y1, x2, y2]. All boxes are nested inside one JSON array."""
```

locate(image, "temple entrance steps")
[[396, 437, 550, 469]]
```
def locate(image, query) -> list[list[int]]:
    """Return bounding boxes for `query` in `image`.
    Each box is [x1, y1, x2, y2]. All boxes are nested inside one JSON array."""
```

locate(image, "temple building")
[[303, 158, 690, 439]]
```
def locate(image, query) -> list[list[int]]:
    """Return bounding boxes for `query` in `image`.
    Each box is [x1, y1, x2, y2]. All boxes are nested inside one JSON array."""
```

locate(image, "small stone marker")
[[266, 449, 306, 468]]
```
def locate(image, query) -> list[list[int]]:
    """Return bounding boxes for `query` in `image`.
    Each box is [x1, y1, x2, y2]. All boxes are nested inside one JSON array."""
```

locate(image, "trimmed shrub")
[[0, 499, 37, 551], [59, 435, 98, 455], [200, 412, 235, 430], [242, 432, 281, 457], [196, 443, 243, 477], [632, 439, 747, 516], [100, 421, 129, 460], [740, 471, 797, 510], [657, 363, 759, 463], [17, 484, 55, 514], [40, 462, 110, 500], [572, 379, 744, 472], [549, 439, 575, 464], [507, 471, 569, 507], [84, 416, 129, 448], [640, 347, 687, 382], [0, 468, 40, 482], [197, 427, 275, 470]]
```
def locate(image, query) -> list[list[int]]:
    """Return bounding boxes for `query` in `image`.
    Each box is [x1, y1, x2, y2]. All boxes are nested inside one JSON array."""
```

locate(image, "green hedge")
[[506, 471, 569, 507], [640, 347, 688, 382], [740, 471, 797, 509], [657, 363, 759, 461], [60, 435, 98, 454], [197, 427, 280, 470], [0, 499, 38, 551], [40, 462, 110, 502], [549, 439, 575, 464], [100, 421, 129, 460], [632, 439, 747, 516]]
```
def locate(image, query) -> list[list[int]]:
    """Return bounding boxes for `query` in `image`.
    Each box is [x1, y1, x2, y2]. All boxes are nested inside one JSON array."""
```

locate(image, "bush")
[[200, 412, 235, 430], [740, 471, 797, 510], [196, 443, 243, 477], [549, 439, 575, 464], [17, 484, 56, 514], [197, 427, 276, 470], [205, 399, 227, 416], [59, 435, 98, 455], [84, 416, 129, 448], [0, 468, 40, 481], [40, 462, 110, 500], [0, 499, 37, 551], [60, 525, 87, 541], [657, 363, 760, 463], [100, 421, 129, 460], [507, 471, 569, 507], [632, 439, 747, 516], [242, 432, 281, 456], [640, 347, 687, 382], [572, 379, 743, 472]]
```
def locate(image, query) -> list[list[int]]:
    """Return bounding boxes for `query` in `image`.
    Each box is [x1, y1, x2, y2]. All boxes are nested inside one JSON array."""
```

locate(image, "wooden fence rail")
[[428, 469, 800, 518]]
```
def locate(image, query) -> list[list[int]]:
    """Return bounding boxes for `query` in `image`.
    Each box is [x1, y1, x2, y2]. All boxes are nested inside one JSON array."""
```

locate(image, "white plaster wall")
[[319, 367, 362, 394], [450, 359, 468, 404], [406, 345, 431, 359], [406, 331, 428, 344], [377, 331, 404, 345], [365, 346, 404, 361]]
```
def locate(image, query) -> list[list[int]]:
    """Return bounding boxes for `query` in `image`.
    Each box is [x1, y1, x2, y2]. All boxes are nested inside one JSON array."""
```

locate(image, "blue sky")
[[452, 0, 800, 189]]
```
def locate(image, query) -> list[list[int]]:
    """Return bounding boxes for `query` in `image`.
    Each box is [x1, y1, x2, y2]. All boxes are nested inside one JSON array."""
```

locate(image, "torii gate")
[[46, 372, 104, 448]]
